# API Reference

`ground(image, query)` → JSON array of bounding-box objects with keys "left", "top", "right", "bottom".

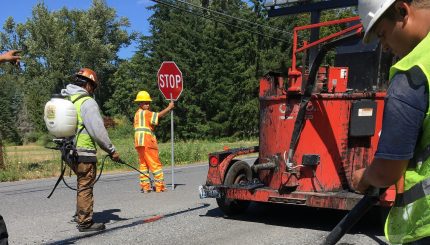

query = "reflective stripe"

[
  {"left": 75, "top": 151, "right": 96, "bottom": 157},
  {"left": 153, "top": 170, "right": 163, "bottom": 176},
  {"left": 135, "top": 128, "right": 154, "bottom": 135},
  {"left": 76, "top": 148, "right": 97, "bottom": 154},
  {"left": 138, "top": 132, "right": 143, "bottom": 145},
  {"left": 151, "top": 112, "right": 158, "bottom": 125},
  {"left": 154, "top": 179, "right": 164, "bottom": 182},
  {"left": 395, "top": 177, "right": 430, "bottom": 207},
  {"left": 140, "top": 179, "right": 150, "bottom": 183},
  {"left": 140, "top": 110, "right": 144, "bottom": 127}
]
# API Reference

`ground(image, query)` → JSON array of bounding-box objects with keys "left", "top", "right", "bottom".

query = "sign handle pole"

[{"left": 170, "top": 93, "right": 175, "bottom": 190}]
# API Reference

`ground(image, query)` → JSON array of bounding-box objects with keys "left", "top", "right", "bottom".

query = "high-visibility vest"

[
  {"left": 70, "top": 94, "right": 97, "bottom": 153},
  {"left": 385, "top": 32, "right": 430, "bottom": 244},
  {"left": 134, "top": 108, "right": 159, "bottom": 149}
]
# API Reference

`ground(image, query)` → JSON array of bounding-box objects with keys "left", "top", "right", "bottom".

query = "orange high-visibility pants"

[{"left": 136, "top": 146, "right": 166, "bottom": 192}]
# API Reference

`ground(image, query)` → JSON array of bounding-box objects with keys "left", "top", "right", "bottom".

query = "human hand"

[
  {"left": 352, "top": 168, "right": 369, "bottom": 194},
  {"left": 168, "top": 101, "right": 175, "bottom": 110},
  {"left": 110, "top": 151, "right": 120, "bottom": 162},
  {"left": 0, "top": 50, "right": 21, "bottom": 65}
]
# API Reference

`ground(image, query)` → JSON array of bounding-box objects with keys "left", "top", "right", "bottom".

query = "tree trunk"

[{"left": 0, "top": 140, "right": 4, "bottom": 170}]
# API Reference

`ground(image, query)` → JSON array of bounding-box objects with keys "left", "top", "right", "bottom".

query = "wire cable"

[
  {"left": 150, "top": 0, "right": 290, "bottom": 43},
  {"left": 175, "top": 0, "right": 294, "bottom": 36}
]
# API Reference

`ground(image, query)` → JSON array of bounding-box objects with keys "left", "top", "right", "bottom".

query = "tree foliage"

[
  {"left": 0, "top": 0, "right": 354, "bottom": 144},
  {"left": 108, "top": 0, "right": 304, "bottom": 140},
  {"left": 0, "top": 0, "right": 134, "bottom": 142}
]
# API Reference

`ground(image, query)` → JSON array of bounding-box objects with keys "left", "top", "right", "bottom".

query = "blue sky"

[{"left": 0, "top": 0, "right": 156, "bottom": 59}]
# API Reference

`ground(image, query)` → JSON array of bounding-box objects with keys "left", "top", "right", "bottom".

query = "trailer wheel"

[{"left": 216, "top": 160, "right": 252, "bottom": 216}]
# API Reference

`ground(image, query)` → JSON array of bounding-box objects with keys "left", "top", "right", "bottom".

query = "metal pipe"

[
  {"left": 252, "top": 161, "right": 277, "bottom": 172},
  {"left": 264, "top": 0, "right": 304, "bottom": 8}
]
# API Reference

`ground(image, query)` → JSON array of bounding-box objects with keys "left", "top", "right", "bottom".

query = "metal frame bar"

[{"left": 290, "top": 16, "right": 362, "bottom": 75}]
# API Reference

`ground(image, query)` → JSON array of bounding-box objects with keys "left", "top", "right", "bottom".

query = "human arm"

[
  {"left": 80, "top": 98, "right": 119, "bottom": 158},
  {"left": 352, "top": 159, "right": 408, "bottom": 193},
  {"left": 0, "top": 50, "right": 20, "bottom": 64},
  {"left": 158, "top": 101, "right": 174, "bottom": 118},
  {"left": 352, "top": 70, "right": 428, "bottom": 193}
]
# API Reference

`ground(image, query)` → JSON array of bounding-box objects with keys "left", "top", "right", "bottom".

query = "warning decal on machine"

[{"left": 358, "top": 108, "right": 373, "bottom": 117}]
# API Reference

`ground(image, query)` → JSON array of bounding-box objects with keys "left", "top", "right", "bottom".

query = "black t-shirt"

[{"left": 375, "top": 66, "right": 429, "bottom": 160}]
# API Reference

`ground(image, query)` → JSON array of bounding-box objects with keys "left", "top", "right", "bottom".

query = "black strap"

[
  {"left": 47, "top": 163, "right": 67, "bottom": 198},
  {"left": 287, "top": 32, "right": 361, "bottom": 169},
  {"left": 394, "top": 177, "right": 430, "bottom": 207},
  {"left": 409, "top": 144, "right": 430, "bottom": 169},
  {"left": 46, "top": 139, "right": 78, "bottom": 198}
]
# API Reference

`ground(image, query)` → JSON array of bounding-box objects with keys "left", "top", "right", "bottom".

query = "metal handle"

[{"left": 321, "top": 187, "right": 383, "bottom": 245}]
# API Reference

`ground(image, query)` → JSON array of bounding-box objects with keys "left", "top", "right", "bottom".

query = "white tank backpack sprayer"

[{"left": 44, "top": 94, "right": 77, "bottom": 138}]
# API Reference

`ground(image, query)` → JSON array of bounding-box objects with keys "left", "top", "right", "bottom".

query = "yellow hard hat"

[{"left": 135, "top": 90, "right": 152, "bottom": 102}]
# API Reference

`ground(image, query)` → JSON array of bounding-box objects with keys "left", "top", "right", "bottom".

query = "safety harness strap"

[
  {"left": 395, "top": 177, "right": 430, "bottom": 207},
  {"left": 394, "top": 144, "right": 430, "bottom": 206},
  {"left": 409, "top": 144, "right": 430, "bottom": 169},
  {"left": 47, "top": 163, "right": 67, "bottom": 199}
]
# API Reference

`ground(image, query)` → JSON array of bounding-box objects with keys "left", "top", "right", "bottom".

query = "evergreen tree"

[{"left": 110, "top": 0, "right": 303, "bottom": 141}]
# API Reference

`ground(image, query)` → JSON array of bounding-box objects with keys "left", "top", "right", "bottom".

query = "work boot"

[
  {"left": 70, "top": 214, "right": 78, "bottom": 223},
  {"left": 155, "top": 187, "right": 167, "bottom": 193},
  {"left": 141, "top": 188, "right": 152, "bottom": 193},
  {"left": 77, "top": 221, "right": 105, "bottom": 232}
]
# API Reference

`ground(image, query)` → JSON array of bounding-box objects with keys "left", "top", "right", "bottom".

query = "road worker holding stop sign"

[{"left": 134, "top": 90, "right": 174, "bottom": 193}]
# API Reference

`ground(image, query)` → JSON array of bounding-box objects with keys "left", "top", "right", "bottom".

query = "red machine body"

[
  {"left": 200, "top": 16, "right": 395, "bottom": 214},
  {"left": 257, "top": 76, "right": 394, "bottom": 209}
]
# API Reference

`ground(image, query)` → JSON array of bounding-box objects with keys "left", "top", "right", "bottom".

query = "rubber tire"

[{"left": 216, "top": 160, "right": 252, "bottom": 216}]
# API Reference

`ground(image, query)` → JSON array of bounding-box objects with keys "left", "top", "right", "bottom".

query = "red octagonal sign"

[{"left": 157, "top": 61, "right": 183, "bottom": 101}]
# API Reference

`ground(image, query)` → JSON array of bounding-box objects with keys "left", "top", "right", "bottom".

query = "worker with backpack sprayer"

[{"left": 59, "top": 68, "right": 120, "bottom": 232}]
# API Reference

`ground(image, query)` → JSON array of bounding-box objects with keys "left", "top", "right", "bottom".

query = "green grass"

[{"left": 1, "top": 130, "right": 257, "bottom": 182}]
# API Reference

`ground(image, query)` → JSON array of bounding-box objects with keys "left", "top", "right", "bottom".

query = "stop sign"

[{"left": 157, "top": 61, "right": 183, "bottom": 101}]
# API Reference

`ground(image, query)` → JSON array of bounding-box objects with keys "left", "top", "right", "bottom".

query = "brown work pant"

[{"left": 71, "top": 162, "right": 96, "bottom": 225}]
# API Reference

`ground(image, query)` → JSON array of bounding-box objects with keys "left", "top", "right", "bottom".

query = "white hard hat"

[{"left": 359, "top": 0, "right": 396, "bottom": 43}]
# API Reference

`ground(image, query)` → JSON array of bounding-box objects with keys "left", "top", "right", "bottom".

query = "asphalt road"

[{"left": 0, "top": 159, "right": 388, "bottom": 245}]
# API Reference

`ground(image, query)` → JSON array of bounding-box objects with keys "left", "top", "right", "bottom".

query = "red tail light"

[{"left": 209, "top": 156, "right": 219, "bottom": 166}]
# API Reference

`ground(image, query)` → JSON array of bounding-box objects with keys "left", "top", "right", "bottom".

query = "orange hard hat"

[{"left": 75, "top": 68, "right": 99, "bottom": 86}]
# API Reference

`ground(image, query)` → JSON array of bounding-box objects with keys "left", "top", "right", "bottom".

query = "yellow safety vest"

[
  {"left": 134, "top": 108, "right": 159, "bottom": 149},
  {"left": 70, "top": 94, "right": 96, "bottom": 153}
]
